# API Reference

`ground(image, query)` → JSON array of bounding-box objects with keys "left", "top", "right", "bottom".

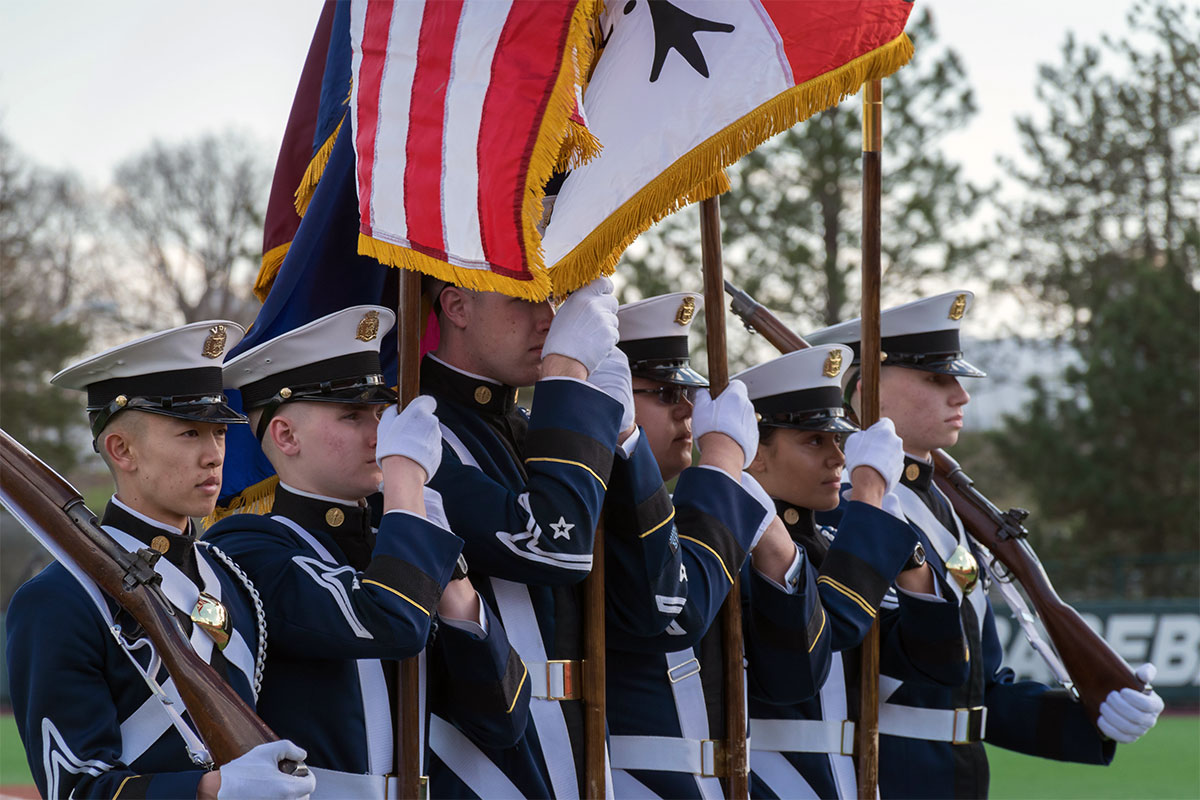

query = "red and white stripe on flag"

[
  {"left": 350, "top": 0, "right": 599, "bottom": 301},
  {"left": 542, "top": 0, "right": 916, "bottom": 293}
]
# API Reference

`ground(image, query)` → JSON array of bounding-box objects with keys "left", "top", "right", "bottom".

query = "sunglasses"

[{"left": 632, "top": 385, "right": 699, "bottom": 406}]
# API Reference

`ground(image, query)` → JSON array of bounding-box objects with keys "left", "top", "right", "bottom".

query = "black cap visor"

[
  {"left": 883, "top": 352, "right": 986, "bottom": 378},
  {"left": 753, "top": 387, "right": 859, "bottom": 433},
  {"left": 760, "top": 407, "right": 858, "bottom": 433},
  {"left": 630, "top": 362, "right": 709, "bottom": 387},
  {"left": 89, "top": 395, "right": 247, "bottom": 440}
]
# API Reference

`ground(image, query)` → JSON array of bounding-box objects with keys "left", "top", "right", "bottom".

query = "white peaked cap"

[
  {"left": 223, "top": 306, "right": 397, "bottom": 408},
  {"left": 52, "top": 320, "right": 247, "bottom": 437},
  {"left": 617, "top": 292, "right": 703, "bottom": 341},
  {"left": 617, "top": 292, "right": 708, "bottom": 387},
  {"left": 805, "top": 290, "right": 985, "bottom": 377},
  {"left": 52, "top": 321, "right": 245, "bottom": 392},
  {"left": 732, "top": 345, "right": 858, "bottom": 432}
]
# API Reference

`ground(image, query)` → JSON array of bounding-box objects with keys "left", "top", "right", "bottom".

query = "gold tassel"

[
  {"left": 294, "top": 116, "right": 345, "bottom": 218},
  {"left": 202, "top": 476, "right": 280, "bottom": 529},
  {"left": 255, "top": 242, "right": 291, "bottom": 302},
  {"left": 549, "top": 32, "right": 914, "bottom": 296}
]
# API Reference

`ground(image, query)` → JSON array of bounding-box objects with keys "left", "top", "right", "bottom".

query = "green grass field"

[
  {"left": 1, "top": 714, "right": 31, "bottom": 786},
  {"left": 987, "top": 714, "right": 1199, "bottom": 799},
  {"left": 2, "top": 713, "right": 1197, "bottom": 795}
]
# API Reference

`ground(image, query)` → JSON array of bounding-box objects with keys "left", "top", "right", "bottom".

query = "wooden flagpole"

[
  {"left": 397, "top": 268, "right": 425, "bottom": 800},
  {"left": 699, "top": 195, "right": 749, "bottom": 798},
  {"left": 855, "top": 78, "right": 884, "bottom": 800},
  {"left": 584, "top": 524, "right": 607, "bottom": 797}
]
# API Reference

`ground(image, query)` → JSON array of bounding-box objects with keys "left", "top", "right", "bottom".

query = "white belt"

[
  {"left": 878, "top": 703, "right": 988, "bottom": 744},
  {"left": 525, "top": 659, "right": 582, "bottom": 701},
  {"left": 750, "top": 704, "right": 988, "bottom": 755},
  {"left": 750, "top": 718, "right": 856, "bottom": 756},
  {"left": 609, "top": 735, "right": 723, "bottom": 778},
  {"left": 309, "top": 766, "right": 402, "bottom": 800}
]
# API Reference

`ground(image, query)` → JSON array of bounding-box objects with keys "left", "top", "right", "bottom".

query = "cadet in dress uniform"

[
  {"left": 423, "top": 277, "right": 681, "bottom": 799},
  {"left": 5, "top": 322, "right": 316, "bottom": 800},
  {"left": 206, "top": 306, "right": 529, "bottom": 799},
  {"left": 734, "top": 345, "right": 966, "bottom": 799},
  {"left": 806, "top": 291, "right": 1165, "bottom": 798},
  {"left": 602, "top": 293, "right": 829, "bottom": 800}
]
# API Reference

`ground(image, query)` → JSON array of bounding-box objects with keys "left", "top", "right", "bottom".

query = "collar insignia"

[
  {"left": 675, "top": 296, "right": 696, "bottom": 326},
  {"left": 202, "top": 325, "right": 228, "bottom": 358},
  {"left": 356, "top": 310, "right": 380, "bottom": 342}
]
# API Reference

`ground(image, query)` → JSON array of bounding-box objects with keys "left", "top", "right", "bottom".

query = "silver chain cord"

[{"left": 199, "top": 542, "right": 267, "bottom": 699}]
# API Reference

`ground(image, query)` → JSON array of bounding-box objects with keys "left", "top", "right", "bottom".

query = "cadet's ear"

[
  {"left": 437, "top": 286, "right": 471, "bottom": 330},
  {"left": 267, "top": 414, "right": 302, "bottom": 458},
  {"left": 100, "top": 430, "right": 138, "bottom": 474},
  {"left": 747, "top": 446, "right": 768, "bottom": 477}
]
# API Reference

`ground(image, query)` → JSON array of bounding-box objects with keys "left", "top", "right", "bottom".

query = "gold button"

[
  {"left": 783, "top": 508, "right": 800, "bottom": 525},
  {"left": 474, "top": 386, "right": 493, "bottom": 405},
  {"left": 280, "top": 387, "right": 293, "bottom": 399},
  {"left": 905, "top": 463, "right": 921, "bottom": 482},
  {"left": 150, "top": 535, "right": 170, "bottom": 554},
  {"left": 115, "top": 395, "right": 128, "bottom": 408},
  {"left": 754, "top": 412, "right": 763, "bottom": 422},
  {"left": 325, "top": 508, "right": 345, "bottom": 527}
]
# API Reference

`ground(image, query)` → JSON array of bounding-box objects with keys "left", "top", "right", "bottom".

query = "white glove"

[
  {"left": 218, "top": 740, "right": 315, "bottom": 800},
  {"left": 843, "top": 418, "right": 905, "bottom": 493},
  {"left": 739, "top": 472, "right": 775, "bottom": 551},
  {"left": 692, "top": 381, "right": 759, "bottom": 470},
  {"left": 542, "top": 277, "right": 619, "bottom": 374},
  {"left": 587, "top": 347, "right": 635, "bottom": 433},
  {"left": 375, "top": 396, "right": 442, "bottom": 482},
  {"left": 1097, "top": 663, "right": 1164, "bottom": 743}
]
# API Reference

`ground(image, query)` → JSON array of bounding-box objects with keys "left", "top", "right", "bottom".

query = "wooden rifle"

[
  {"left": 0, "top": 428, "right": 305, "bottom": 773},
  {"left": 722, "top": 282, "right": 1145, "bottom": 725}
]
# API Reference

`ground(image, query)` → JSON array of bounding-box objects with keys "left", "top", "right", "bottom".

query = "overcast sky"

[{"left": 1, "top": 1, "right": 1138, "bottom": 189}]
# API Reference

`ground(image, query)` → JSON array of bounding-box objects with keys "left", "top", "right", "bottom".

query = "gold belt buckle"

[
  {"left": 545, "top": 659, "right": 581, "bottom": 701},
  {"left": 700, "top": 739, "right": 726, "bottom": 778},
  {"left": 951, "top": 706, "right": 985, "bottom": 744},
  {"left": 840, "top": 720, "right": 856, "bottom": 757}
]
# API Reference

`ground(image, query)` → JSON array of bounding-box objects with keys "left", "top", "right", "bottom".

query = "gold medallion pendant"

[
  {"left": 945, "top": 544, "right": 979, "bottom": 595},
  {"left": 191, "top": 592, "right": 232, "bottom": 650}
]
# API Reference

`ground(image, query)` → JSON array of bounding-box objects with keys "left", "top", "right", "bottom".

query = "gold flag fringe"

[
  {"left": 294, "top": 116, "right": 345, "bottom": 218},
  {"left": 203, "top": 475, "right": 279, "bottom": 529},
  {"left": 256, "top": 242, "right": 291, "bottom": 302},
  {"left": 358, "top": 0, "right": 601, "bottom": 301},
  {"left": 557, "top": 117, "right": 603, "bottom": 173},
  {"left": 358, "top": 234, "right": 554, "bottom": 301},
  {"left": 548, "top": 31, "right": 914, "bottom": 297}
]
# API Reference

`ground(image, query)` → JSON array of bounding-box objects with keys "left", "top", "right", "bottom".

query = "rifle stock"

[
  {"left": 723, "top": 284, "right": 1144, "bottom": 725},
  {"left": 0, "top": 428, "right": 294, "bottom": 768}
]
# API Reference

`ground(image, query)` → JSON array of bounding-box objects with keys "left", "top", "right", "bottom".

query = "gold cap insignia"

[
  {"left": 325, "top": 508, "right": 345, "bottom": 527},
  {"left": 905, "top": 463, "right": 921, "bottom": 482},
  {"left": 674, "top": 296, "right": 696, "bottom": 326},
  {"left": 948, "top": 294, "right": 967, "bottom": 321},
  {"left": 822, "top": 350, "right": 843, "bottom": 378},
  {"left": 202, "top": 325, "right": 228, "bottom": 359},
  {"left": 150, "top": 535, "right": 171, "bottom": 554},
  {"left": 191, "top": 592, "right": 231, "bottom": 650},
  {"left": 474, "top": 386, "right": 493, "bottom": 405},
  {"left": 356, "top": 310, "right": 380, "bottom": 342},
  {"left": 783, "top": 508, "right": 800, "bottom": 525}
]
